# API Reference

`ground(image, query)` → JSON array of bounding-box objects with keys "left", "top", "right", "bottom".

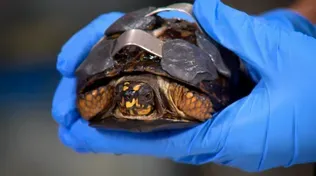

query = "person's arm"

[{"left": 290, "top": 0, "right": 316, "bottom": 24}]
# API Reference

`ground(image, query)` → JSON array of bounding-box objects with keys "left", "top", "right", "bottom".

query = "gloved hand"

[{"left": 52, "top": 0, "right": 316, "bottom": 172}]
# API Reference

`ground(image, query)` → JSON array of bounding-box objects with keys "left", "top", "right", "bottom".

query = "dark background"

[{"left": 1, "top": 0, "right": 314, "bottom": 176}]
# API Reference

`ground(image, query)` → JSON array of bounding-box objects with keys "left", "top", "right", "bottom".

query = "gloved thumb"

[
  {"left": 193, "top": 0, "right": 278, "bottom": 79},
  {"left": 173, "top": 80, "right": 272, "bottom": 172}
]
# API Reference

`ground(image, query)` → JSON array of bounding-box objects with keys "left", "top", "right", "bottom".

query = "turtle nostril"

[{"left": 125, "top": 95, "right": 132, "bottom": 100}]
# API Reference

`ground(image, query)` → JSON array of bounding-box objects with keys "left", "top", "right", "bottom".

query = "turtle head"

[{"left": 117, "top": 81, "right": 155, "bottom": 116}]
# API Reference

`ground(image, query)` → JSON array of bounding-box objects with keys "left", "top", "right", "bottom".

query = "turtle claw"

[
  {"left": 195, "top": 32, "right": 232, "bottom": 78},
  {"left": 161, "top": 39, "right": 218, "bottom": 85},
  {"left": 105, "top": 7, "right": 159, "bottom": 36}
]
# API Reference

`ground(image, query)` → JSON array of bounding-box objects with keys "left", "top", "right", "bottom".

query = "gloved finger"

[
  {"left": 57, "top": 12, "right": 124, "bottom": 77},
  {"left": 193, "top": 0, "right": 279, "bottom": 77},
  {"left": 60, "top": 81, "right": 270, "bottom": 162},
  {"left": 259, "top": 9, "right": 304, "bottom": 30},
  {"left": 61, "top": 117, "right": 222, "bottom": 158},
  {"left": 58, "top": 126, "right": 91, "bottom": 153},
  {"left": 172, "top": 154, "right": 218, "bottom": 165},
  {"left": 260, "top": 9, "right": 316, "bottom": 38},
  {"left": 52, "top": 77, "right": 80, "bottom": 128}
]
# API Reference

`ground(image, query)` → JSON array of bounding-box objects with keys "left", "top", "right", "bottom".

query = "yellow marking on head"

[
  {"left": 124, "top": 82, "right": 130, "bottom": 85},
  {"left": 123, "top": 86, "right": 129, "bottom": 91},
  {"left": 135, "top": 99, "right": 141, "bottom": 107},
  {"left": 126, "top": 98, "right": 136, "bottom": 108},
  {"left": 133, "top": 84, "right": 142, "bottom": 91},
  {"left": 137, "top": 105, "right": 152, "bottom": 115}
]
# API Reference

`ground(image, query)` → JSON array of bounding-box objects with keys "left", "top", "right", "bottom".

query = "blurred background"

[{"left": 1, "top": 0, "right": 315, "bottom": 176}]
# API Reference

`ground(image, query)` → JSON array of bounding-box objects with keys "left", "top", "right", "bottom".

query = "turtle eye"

[
  {"left": 144, "top": 92, "right": 153, "bottom": 101},
  {"left": 145, "top": 93, "right": 151, "bottom": 99}
]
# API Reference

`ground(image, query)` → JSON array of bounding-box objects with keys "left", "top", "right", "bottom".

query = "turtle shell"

[{"left": 75, "top": 7, "right": 254, "bottom": 132}]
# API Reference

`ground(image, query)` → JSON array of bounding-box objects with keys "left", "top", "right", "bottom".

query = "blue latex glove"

[{"left": 52, "top": 0, "right": 316, "bottom": 172}]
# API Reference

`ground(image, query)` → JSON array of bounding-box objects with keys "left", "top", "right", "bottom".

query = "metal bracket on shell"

[
  {"left": 109, "top": 3, "right": 232, "bottom": 78},
  {"left": 110, "top": 3, "right": 201, "bottom": 58},
  {"left": 111, "top": 29, "right": 164, "bottom": 58},
  {"left": 145, "top": 3, "right": 204, "bottom": 32}
]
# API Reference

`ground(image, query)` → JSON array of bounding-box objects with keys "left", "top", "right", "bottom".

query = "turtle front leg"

[
  {"left": 77, "top": 85, "right": 115, "bottom": 120},
  {"left": 168, "top": 82, "right": 214, "bottom": 121}
]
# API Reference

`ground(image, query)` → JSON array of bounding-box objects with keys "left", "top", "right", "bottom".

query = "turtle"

[{"left": 75, "top": 4, "right": 254, "bottom": 132}]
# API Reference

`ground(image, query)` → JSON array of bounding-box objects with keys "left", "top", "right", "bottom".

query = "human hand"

[
  {"left": 52, "top": 0, "right": 316, "bottom": 172},
  {"left": 191, "top": 0, "right": 316, "bottom": 171}
]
